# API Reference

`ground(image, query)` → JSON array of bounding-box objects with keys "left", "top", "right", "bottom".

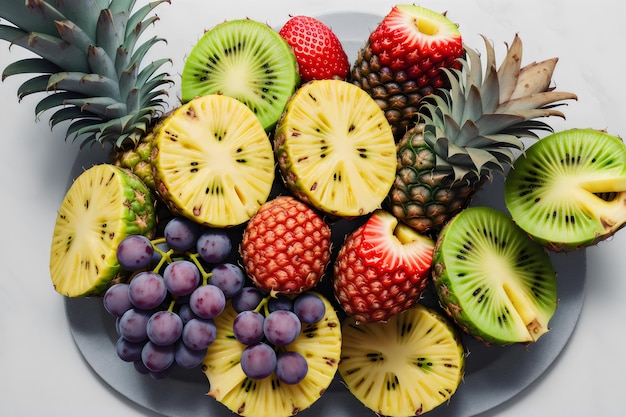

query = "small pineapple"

[
  {"left": 350, "top": 5, "right": 463, "bottom": 139},
  {"left": 240, "top": 196, "right": 332, "bottom": 294},
  {"left": 0, "top": 0, "right": 171, "bottom": 149},
  {"left": 387, "top": 34, "right": 578, "bottom": 235}
]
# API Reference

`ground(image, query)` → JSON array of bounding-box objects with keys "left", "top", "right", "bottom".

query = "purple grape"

[
  {"left": 133, "top": 360, "right": 150, "bottom": 374},
  {"left": 189, "top": 284, "right": 226, "bottom": 319},
  {"left": 293, "top": 293, "right": 326, "bottom": 324},
  {"left": 118, "top": 308, "right": 150, "bottom": 342},
  {"left": 116, "top": 235, "right": 154, "bottom": 271},
  {"left": 103, "top": 283, "right": 132, "bottom": 317},
  {"left": 263, "top": 310, "right": 301, "bottom": 346},
  {"left": 149, "top": 364, "right": 175, "bottom": 380},
  {"left": 210, "top": 263, "right": 245, "bottom": 298},
  {"left": 164, "top": 217, "right": 200, "bottom": 252},
  {"left": 182, "top": 317, "right": 217, "bottom": 350},
  {"left": 268, "top": 294, "right": 293, "bottom": 313},
  {"left": 231, "top": 287, "right": 264, "bottom": 313},
  {"left": 128, "top": 271, "right": 167, "bottom": 310},
  {"left": 240, "top": 343, "right": 276, "bottom": 380},
  {"left": 175, "top": 340, "right": 206, "bottom": 369},
  {"left": 233, "top": 311, "right": 265, "bottom": 345},
  {"left": 163, "top": 260, "right": 201, "bottom": 296},
  {"left": 141, "top": 341, "right": 175, "bottom": 372},
  {"left": 196, "top": 230, "right": 232, "bottom": 263},
  {"left": 116, "top": 337, "right": 144, "bottom": 362},
  {"left": 178, "top": 303, "right": 196, "bottom": 324},
  {"left": 147, "top": 311, "right": 183, "bottom": 346},
  {"left": 275, "top": 351, "right": 308, "bottom": 384}
]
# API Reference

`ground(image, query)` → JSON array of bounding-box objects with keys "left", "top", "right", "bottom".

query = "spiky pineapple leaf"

[{"left": 2, "top": 58, "right": 60, "bottom": 79}]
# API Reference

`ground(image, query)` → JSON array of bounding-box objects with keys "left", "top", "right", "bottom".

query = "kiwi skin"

[
  {"left": 432, "top": 206, "right": 557, "bottom": 346},
  {"left": 181, "top": 19, "right": 299, "bottom": 131},
  {"left": 504, "top": 128, "right": 626, "bottom": 252}
]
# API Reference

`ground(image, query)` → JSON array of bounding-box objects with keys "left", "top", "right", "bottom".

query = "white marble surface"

[{"left": 1, "top": 1, "right": 625, "bottom": 416}]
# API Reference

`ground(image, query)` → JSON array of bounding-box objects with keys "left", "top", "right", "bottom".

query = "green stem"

[{"left": 187, "top": 252, "right": 212, "bottom": 285}]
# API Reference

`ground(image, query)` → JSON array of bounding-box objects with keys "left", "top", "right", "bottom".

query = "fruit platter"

[{"left": 2, "top": 1, "right": 625, "bottom": 417}]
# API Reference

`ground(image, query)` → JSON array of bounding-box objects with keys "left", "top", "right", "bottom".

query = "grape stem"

[{"left": 187, "top": 252, "right": 213, "bottom": 285}]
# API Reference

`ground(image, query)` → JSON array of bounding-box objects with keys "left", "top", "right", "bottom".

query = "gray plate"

[{"left": 65, "top": 12, "right": 586, "bottom": 417}]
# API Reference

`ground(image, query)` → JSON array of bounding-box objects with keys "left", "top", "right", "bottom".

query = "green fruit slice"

[
  {"left": 274, "top": 79, "right": 397, "bottom": 218},
  {"left": 432, "top": 206, "right": 557, "bottom": 345},
  {"left": 504, "top": 128, "right": 626, "bottom": 251},
  {"left": 152, "top": 94, "right": 275, "bottom": 228},
  {"left": 339, "top": 304, "right": 465, "bottom": 417},
  {"left": 203, "top": 293, "right": 341, "bottom": 417},
  {"left": 49, "top": 164, "right": 156, "bottom": 297},
  {"left": 181, "top": 19, "right": 299, "bottom": 131}
]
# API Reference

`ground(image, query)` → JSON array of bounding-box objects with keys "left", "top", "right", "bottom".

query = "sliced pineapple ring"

[
  {"left": 203, "top": 293, "right": 341, "bottom": 417},
  {"left": 339, "top": 304, "right": 465, "bottom": 417},
  {"left": 152, "top": 94, "right": 275, "bottom": 228},
  {"left": 49, "top": 164, "right": 156, "bottom": 297},
  {"left": 274, "top": 79, "right": 397, "bottom": 217}
]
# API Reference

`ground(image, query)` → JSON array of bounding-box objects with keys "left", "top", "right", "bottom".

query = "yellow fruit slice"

[
  {"left": 152, "top": 94, "right": 275, "bottom": 228},
  {"left": 203, "top": 293, "right": 341, "bottom": 417},
  {"left": 339, "top": 304, "right": 465, "bottom": 416},
  {"left": 274, "top": 79, "right": 396, "bottom": 218},
  {"left": 49, "top": 164, "right": 156, "bottom": 297}
]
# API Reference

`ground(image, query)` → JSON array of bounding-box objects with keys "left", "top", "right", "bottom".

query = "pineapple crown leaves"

[
  {"left": 0, "top": 0, "right": 173, "bottom": 149},
  {"left": 418, "top": 33, "right": 578, "bottom": 181}
]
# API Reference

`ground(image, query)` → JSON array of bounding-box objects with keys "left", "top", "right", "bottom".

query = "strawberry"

[
  {"left": 240, "top": 196, "right": 332, "bottom": 295},
  {"left": 367, "top": 5, "right": 463, "bottom": 84},
  {"left": 279, "top": 15, "right": 350, "bottom": 82},
  {"left": 333, "top": 209, "right": 434, "bottom": 323}
]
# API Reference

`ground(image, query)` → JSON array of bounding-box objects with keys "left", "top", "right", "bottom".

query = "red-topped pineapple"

[
  {"left": 240, "top": 196, "right": 332, "bottom": 294},
  {"left": 333, "top": 209, "right": 435, "bottom": 322},
  {"left": 350, "top": 4, "right": 463, "bottom": 139}
]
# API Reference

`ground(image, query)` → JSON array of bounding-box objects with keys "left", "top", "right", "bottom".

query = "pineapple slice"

[
  {"left": 49, "top": 164, "right": 156, "bottom": 297},
  {"left": 151, "top": 95, "right": 275, "bottom": 228},
  {"left": 339, "top": 304, "right": 465, "bottom": 416},
  {"left": 274, "top": 79, "right": 397, "bottom": 218},
  {"left": 203, "top": 293, "right": 341, "bottom": 417}
]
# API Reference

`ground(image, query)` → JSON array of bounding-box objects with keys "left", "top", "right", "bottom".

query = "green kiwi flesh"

[
  {"left": 432, "top": 206, "right": 557, "bottom": 345},
  {"left": 181, "top": 19, "right": 299, "bottom": 131},
  {"left": 504, "top": 128, "right": 626, "bottom": 252}
]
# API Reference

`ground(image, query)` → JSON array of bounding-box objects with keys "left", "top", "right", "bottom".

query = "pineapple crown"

[
  {"left": 0, "top": 0, "right": 172, "bottom": 149},
  {"left": 418, "top": 34, "right": 578, "bottom": 181}
]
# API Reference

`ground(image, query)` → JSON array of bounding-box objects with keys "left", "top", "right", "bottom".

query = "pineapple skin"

[
  {"left": 387, "top": 125, "right": 484, "bottom": 236},
  {"left": 350, "top": 45, "right": 439, "bottom": 140}
]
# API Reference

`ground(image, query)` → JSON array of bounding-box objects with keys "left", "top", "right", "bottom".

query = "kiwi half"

[
  {"left": 181, "top": 19, "right": 299, "bottom": 131},
  {"left": 504, "top": 128, "right": 626, "bottom": 252},
  {"left": 432, "top": 206, "right": 557, "bottom": 345}
]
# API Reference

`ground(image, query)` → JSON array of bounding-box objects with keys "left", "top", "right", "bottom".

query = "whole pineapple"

[
  {"left": 387, "top": 34, "right": 578, "bottom": 235},
  {"left": 0, "top": 0, "right": 171, "bottom": 149}
]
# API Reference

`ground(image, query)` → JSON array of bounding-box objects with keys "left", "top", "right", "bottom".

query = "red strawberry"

[
  {"left": 333, "top": 209, "right": 434, "bottom": 323},
  {"left": 279, "top": 15, "right": 350, "bottom": 82}
]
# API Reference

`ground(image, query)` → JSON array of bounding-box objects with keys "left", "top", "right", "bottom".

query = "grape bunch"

[
  {"left": 103, "top": 217, "right": 245, "bottom": 379},
  {"left": 231, "top": 289, "right": 327, "bottom": 384}
]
